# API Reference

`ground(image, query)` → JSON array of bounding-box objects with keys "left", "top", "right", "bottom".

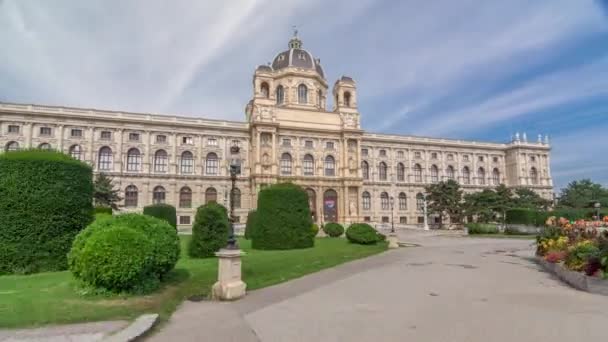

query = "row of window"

[
  {"left": 104, "top": 147, "right": 222, "bottom": 174},
  {"left": 280, "top": 153, "right": 335, "bottom": 176},
  {"left": 361, "top": 162, "right": 508, "bottom": 185},
  {"left": 261, "top": 83, "right": 352, "bottom": 108},
  {"left": 361, "top": 192, "right": 427, "bottom": 211},
  {"left": 124, "top": 185, "right": 241, "bottom": 208},
  {"left": 361, "top": 149, "right": 501, "bottom": 163}
]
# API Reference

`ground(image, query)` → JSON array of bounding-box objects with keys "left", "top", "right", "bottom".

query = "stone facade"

[{"left": 0, "top": 34, "right": 553, "bottom": 231}]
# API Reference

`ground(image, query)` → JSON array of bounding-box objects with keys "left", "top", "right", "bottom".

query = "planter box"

[{"left": 537, "top": 257, "right": 608, "bottom": 295}]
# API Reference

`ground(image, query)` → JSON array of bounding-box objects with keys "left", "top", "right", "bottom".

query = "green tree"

[
  {"left": 93, "top": 173, "right": 122, "bottom": 210},
  {"left": 463, "top": 189, "right": 498, "bottom": 223},
  {"left": 558, "top": 179, "right": 608, "bottom": 208},
  {"left": 424, "top": 179, "right": 463, "bottom": 229},
  {"left": 494, "top": 184, "right": 514, "bottom": 226},
  {"left": 512, "top": 188, "right": 550, "bottom": 210}
]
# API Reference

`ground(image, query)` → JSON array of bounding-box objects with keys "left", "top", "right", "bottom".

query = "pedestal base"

[
  {"left": 212, "top": 248, "right": 247, "bottom": 301},
  {"left": 387, "top": 233, "right": 399, "bottom": 249}
]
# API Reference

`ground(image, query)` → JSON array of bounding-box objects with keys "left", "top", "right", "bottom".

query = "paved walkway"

[
  {"left": 148, "top": 231, "right": 608, "bottom": 341},
  {"left": 0, "top": 321, "right": 128, "bottom": 342}
]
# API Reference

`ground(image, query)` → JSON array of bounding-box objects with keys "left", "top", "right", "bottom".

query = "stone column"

[
  {"left": 116, "top": 129, "right": 124, "bottom": 173},
  {"left": 57, "top": 125, "right": 65, "bottom": 152},
  {"left": 212, "top": 249, "right": 246, "bottom": 300}
]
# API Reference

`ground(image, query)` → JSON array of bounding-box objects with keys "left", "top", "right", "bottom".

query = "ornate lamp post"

[
  {"left": 226, "top": 145, "right": 241, "bottom": 249},
  {"left": 387, "top": 196, "right": 399, "bottom": 248},
  {"left": 594, "top": 202, "right": 601, "bottom": 221},
  {"left": 389, "top": 196, "right": 395, "bottom": 234}
]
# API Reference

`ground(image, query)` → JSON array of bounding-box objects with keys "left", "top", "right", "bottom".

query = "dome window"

[
  {"left": 276, "top": 85, "right": 285, "bottom": 105},
  {"left": 298, "top": 53, "right": 306, "bottom": 60},
  {"left": 298, "top": 84, "right": 308, "bottom": 104},
  {"left": 344, "top": 92, "right": 351, "bottom": 107}
]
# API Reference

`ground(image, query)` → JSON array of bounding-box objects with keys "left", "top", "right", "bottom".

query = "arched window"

[
  {"left": 477, "top": 167, "right": 486, "bottom": 185},
  {"left": 446, "top": 166, "right": 455, "bottom": 181},
  {"left": 206, "top": 152, "right": 218, "bottom": 175},
  {"left": 381, "top": 192, "right": 389, "bottom": 210},
  {"left": 530, "top": 167, "right": 539, "bottom": 185},
  {"left": 5, "top": 141, "right": 19, "bottom": 152},
  {"left": 154, "top": 150, "right": 168, "bottom": 173},
  {"left": 361, "top": 161, "right": 369, "bottom": 180},
  {"left": 276, "top": 85, "right": 284, "bottom": 104},
  {"left": 414, "top": 164, "right": 422, "bottom": 183},
  {"left": 280, "top": 153, "right": 292, "bottom": 175},
  {"left": 125, "top": 185, "right": 138, "bottom": 207},
  {"left": 153, "top": 186, "right": 166, "bottom": 204},
  {"left": 324, "top": 155, "right": 335, "bottom": 176},
  {"left": 303, "top": 154, "right": 314, "bottom": 176},
  {"left": 399, "top": 192, "right": 407, "bottom": 210},
  {"left": 260, "top": 82, "right": 269, "bottom": 98},
  {"left": 379, "top": 162, "right": 388, "bottom": 181},
  {"left": 181, "top": 151, "right": 194, "bottom": 174},
  {"left": 98, "top": 146, "right": 113, "bottom": 171},
  {"left": 298, "top": 84, "right": 308, "bottom": 104},
  {"left": 344, "top": 91, "right": 351, "bottom": 107},
  {"left": 126, "top": 148, "right": 141, "bottom": 172},
  {"left": 462, "top": 167, "right": 471, "bottom": 184},
  {"left": 232, "top": 188, "right": 241, "bottom": 209},
  {"left": 317, "top": 89, "right": 323, "bottom": 107},
  {"left": 416, "top": 193, "right": 425, "bottom": 211},
  {"left": 205, "top": 187, "right": 217, "bottom": 203},
  {"left": 492, "top": 168, "right": 500, "bottom": 185},
  {"left": 179, "top": 186, "right": 192, "bottom": 208},
  {"left": 38, "top": 143, "right": 51, "bottom": 150},
  {"left": 397, "top": 163, "right": 405, "bottom": 181},
  {"left": 69, "top": 145, "right": 82, "bottom": 160},
  {"left": 362, "top": 191, "right": 371, "bottom": 210},
  {"left": 430, "top": 165, "right": 439, "bottom": 183}
]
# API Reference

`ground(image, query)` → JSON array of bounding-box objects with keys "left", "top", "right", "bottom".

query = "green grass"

[
  {"left": 0, "top": 236, "right": 386, "bottom": 328},
  {"left": 467, "top": 233, "right": 536, "bottom": 239}
]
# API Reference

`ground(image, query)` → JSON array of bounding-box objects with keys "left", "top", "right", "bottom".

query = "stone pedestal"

[
  {"left": 212, "top": 249, "right": 247, "bottom": 301},
  {"left": 388, "top": 233, "right": 399, "bottom": 249}
]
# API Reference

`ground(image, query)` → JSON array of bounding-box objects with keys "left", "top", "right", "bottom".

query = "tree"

[
  {"left": 463, "top": 189, "right": 498, "bottom": 223},
  {"left": 93, "top": 173, "right": 122, "bottom": 210},
  {"left": 424, "top": 179, "right": 463, "bottom": 229},
  {"left": 559, "top": 179, "right": 608, "bottom": 208},
  {"left": 494, "top": 184, "right": 514, "bottom": 226},
  {"left": 512, "top": 188, "right": 550, "bottom": 210}
]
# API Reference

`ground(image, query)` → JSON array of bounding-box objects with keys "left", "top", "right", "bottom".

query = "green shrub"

[
  {"left": 311, "top": 224, "right": 319, "bottom": 237},
  {"left": 244, "top": 210, "right": 257, "bottom": 240},
  {"left": 466, "top": 223, "right": 499, "bottom": 234},
  {"left": 143, "top": 204, "right": 177, "bottom": 229},
  {"left": 251, "top": 183, "right": 314, "bottom": 250},
  {"left": 94, "top": 206, "right": 112, "bottom": 215},
  {"left": 346, "top": 223, "right": 381, "bottom": 245},
  {"left": 506, "top": 208, "right": 547, "bottom": 226},
  {"left": 323, "top": 223, "right": 344, "bottom": 237},
  {"left": 75, "top": 225, "right": 157, "bottom": 292},
  {"left": 565, "top": 241, "right": 600, "bottom": 272},
  {"left": 0, "top": 150, "right": 93, "bottom": 274},
  {"left": 189, "top": 202, "right": 230, "bottom": 258},
  {"left": 69, "top": 214, "right": 180, "bottom": 280}
]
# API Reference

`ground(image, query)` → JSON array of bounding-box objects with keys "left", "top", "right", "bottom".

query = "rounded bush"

[
  {"left": 323, "top": 223, "right": 344, "bottom": 237},
  {"left": 76, "top": 225, "right": 157, "bottom": 292},
  {"left": 311, "top": 224, "right": 319, "bottom": 237},
  {"left": 0, "top": 150, "right": 93, "bottom": 274},
  {"left": 189, "top": 202, "right": 230, "bottom": 258},
  {"left": 251, "top": 183, "right": 313, "bottom": 250},
  {"left": 69, "top": 214, "right": 180, "bottom": 280},
  {"left": 244, "top": 210, "right": 257, "bottom": 240},
  {"left": 143, "top": 204, "right": 177, "bottom": 229},
  {"left": 346, "top": 223, "right": 381, "bottom": 245}
]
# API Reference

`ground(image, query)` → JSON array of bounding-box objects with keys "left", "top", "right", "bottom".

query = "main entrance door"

[{"left": 323, "top": 189, "right": 338, "bottom": 222}]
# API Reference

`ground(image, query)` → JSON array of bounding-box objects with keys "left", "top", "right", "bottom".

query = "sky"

[{"left": 1, "top": 0, "right": 607, "bottom": 192}]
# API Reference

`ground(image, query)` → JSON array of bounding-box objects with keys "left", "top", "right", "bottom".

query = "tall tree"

[
  {"left": 93, "top": 173, "right": 122, "bottom": 210},
  {"left": 559, "top": 179, "right": 608, "bottom": 208},
  {"left": 424, "top": 179, "right": 463, "bottom": 229},
  {"left": 512, "top": 188, "right": 550, "bottom": 210},
  {"left": 494, "top": 184, "right": 514, "bottom": 226},
  {"left": 463, "top": 189, "right": 498, "bottom": 223}
]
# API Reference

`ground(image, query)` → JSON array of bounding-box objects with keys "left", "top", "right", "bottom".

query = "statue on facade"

[{"left": 349, "top": 200, "right": 357, "bottom": 216}]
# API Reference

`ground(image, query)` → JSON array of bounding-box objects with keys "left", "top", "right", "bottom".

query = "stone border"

[
  {"left": 536, "top": 258, "right": 608, "bottom": 295},
  {"left": 104, "top": 313, "right": 159, "bottom": 342}
]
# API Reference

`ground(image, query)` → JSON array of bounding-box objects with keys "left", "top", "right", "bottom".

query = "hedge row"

[
  {"left": 0, "top": 150, "right": 93, "bottom": 274},
  {"left": 143, "top": 204, "right": 177, "bottom": 229},
  {"left": 466, "top": 223, "right": 499, "bottom": 234},
  {"left": 505, "top": 209, "right": 547, "bottom": 226}
]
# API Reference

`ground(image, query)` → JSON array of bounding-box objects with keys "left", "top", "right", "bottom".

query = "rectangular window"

[
  {"left": 231, "top": 139, "right": 240, "bottom": 147},
  {"left": 128, "top": 132, "right": 139, "bottom": 141},
  {"left": 183, "top": 136, "right": 193, "bottom": 145},
  {"left": 8, "top": 125, "right": 20, "bottom": 133},
  {"left": 400, "top": 217, "right": 407, "bottom": 224},
  {"left": 478, "top": 156, "right": 484, "bottom": 162},
  {"left": 530, "top": 156, "right": 536, "bottom": 162},
  {"left": 463, "top": 155, "right": 469, "bottom": 162},
  {"left": 364, "top": 216, "right": 371, "bottom": 222},
  {"left": 282, "top": 138, "right": 291, "bottom": 147},
  {"left": 379, "top": 149, "right": 387, "bottom": 157},
  {"left": 305, "top": 140, "right": 313, "bottom": 148},
  {"left": 362, "top": 195, "right": 371, "bottom": 210},
  {"left": 156, "top": 135, "right": 167, "bottom": 143},
  {"left": 447, "top": 154, "right": 454, "bottom": 161},
  {"left": 326, "top": 141, "right": 334, "bottom": 149},
  {"left": 414, "top": 151, "right": 421, "bottom": 159},
  {"left": 40, "top": 127, "right": 52, "bottom": 136},
  {"left": 100, "top": 131, "right": 112, "bottom": 140},
  {"left": 417, "top": 216, "right": 424, "bottom": 224},
  {"left": 207, "top": 138, "right": 218, "bottom": 146},
  {"left": 361, "top": 148, "right": 368, "bottom": 156},
  {"left": 303, "top": 157, "right": 314, "bottom": 176},
  {"left": 179, "top": 216, "right": 191, "bottom": 225},
  {"left": 71, "top": 129, "right": 83, "bottom": 137},
  {"left": 397, "top": 151, "right": 404, "bottom": 159},
  {"left": 431, "top": 152, "right": 437, "bottom": 159},
  {"left": 493, "top": 156, "right": 499, "bottom": 163},
  {"left": 382, "top": 216, "right": 389, "bottom": 223}
]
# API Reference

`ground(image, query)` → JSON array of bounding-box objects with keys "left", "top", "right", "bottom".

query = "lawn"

[{"left": 0, "top": 236, "right": 387, "bottom": 328}]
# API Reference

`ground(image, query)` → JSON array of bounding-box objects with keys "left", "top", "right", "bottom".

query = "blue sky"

[{"left": 1, "top": 0, "right": 607, "bottom": 191}]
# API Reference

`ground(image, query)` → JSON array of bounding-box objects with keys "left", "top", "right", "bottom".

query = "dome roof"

[{"left": 270, "top": 34, "right": 325, "bottom": 78}]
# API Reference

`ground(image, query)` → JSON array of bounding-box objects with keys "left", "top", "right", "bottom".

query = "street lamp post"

[
  {"left": 227, "top": 146, "right": 241, "bottom": 249},
  {"left": 594, "top": 202, "right": 601, "bottom": 221},
  {"left": 390, "top": 196, "right": 395, "bottom": 234},
  {"left": 423, "top": 194, "right": 430, "bottom": 231},
  {"left": 387, "top": 196, "right": 399, "bottom": 249}
]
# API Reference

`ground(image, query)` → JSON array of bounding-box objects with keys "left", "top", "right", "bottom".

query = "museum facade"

[{"left": 0, "top": 34, "right": 553, "bottom": 231}]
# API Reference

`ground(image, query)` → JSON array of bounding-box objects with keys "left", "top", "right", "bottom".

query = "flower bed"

[{"left": 535, "top": 216, "right": 608, "bottom": 294}]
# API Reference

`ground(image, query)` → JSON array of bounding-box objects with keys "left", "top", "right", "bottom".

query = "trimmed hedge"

[
  {"left": 143, "top": 204, "right": 177, "bottom": 229},
  {"left": 466, "top": 223, "right": 499, "bottom": 234},
  {"left": 311, "top": 224, "right": 320, "bottom": 237},
  {"left": 188, "top": 202, "right": 230, "bottom": 258},
  {"left": 323, "top": 223, "right": 344, "bottom": 237},
  {"left": 251, "top": 183, "right": 314, "bottom": 250},
  {"left": 244, "top": 210, "right": 257, "bottom": 240},
  {"left": 548, "top": 208, "right": 608, "bottom": 221},
  {"left": 74, "top": 225, "right": 157, "bottom": 292},
  {"left": 0, "top": 150, "right": 93, "bottom": 274},
  {"left": 69, "top": 214, "right": 180, "bottom": 282},
  {"left": 506, "top": 208, "right": 547, "bottom": 226},
  {"left": 346, "top": 223, "right": 382, "bottom": 245},
  {"left": 94, "top": 206, "right": 112, "bottom": 215}
]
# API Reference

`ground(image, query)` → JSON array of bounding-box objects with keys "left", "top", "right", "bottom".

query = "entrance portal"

[{"left": 323, "top": 189, "right": 338, "bottom": 222}]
